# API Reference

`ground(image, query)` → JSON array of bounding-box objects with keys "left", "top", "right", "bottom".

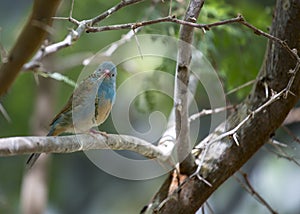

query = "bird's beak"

[{"left": 104, "top": 69, "right": 110, "bottom": 77}]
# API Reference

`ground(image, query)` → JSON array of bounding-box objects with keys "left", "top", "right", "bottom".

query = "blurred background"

[{"left": 1, "top": 0, "right": 300, "bottom": 213}]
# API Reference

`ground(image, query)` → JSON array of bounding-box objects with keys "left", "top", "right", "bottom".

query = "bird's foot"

[{"left": 89, "top": 129, "right": 109, "bottom": 138}]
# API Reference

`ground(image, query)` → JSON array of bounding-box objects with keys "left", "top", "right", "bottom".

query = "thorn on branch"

[
  {"left": 268, "top": 139, "right": 287, "bottom": 148},
  {"left": 233, "top": 133, "right": 240, "bottom": 146},
  {"left": 187, "top": 16, "right": 197, "bottom": 23},
  {"left": 237, "top": 13, "right": 245, "bottom": 21}
]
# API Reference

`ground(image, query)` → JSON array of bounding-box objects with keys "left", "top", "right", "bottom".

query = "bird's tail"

[
  {"left": 25, "top": 153, "right": 41, "bottom": 170},
  {"left": 25, "top": 130, "right": 54, "bottom": 170}
]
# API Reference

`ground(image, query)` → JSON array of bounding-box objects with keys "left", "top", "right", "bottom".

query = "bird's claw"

[{"left": 89, "top": 129, "right": 109, "bottom": 138}]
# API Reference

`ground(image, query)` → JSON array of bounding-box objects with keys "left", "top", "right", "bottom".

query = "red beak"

[{"left": 104, "top": 69, "right": 110, "bottom": 77}]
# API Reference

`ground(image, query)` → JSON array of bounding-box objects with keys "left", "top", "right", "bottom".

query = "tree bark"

[
  {"left": 175, "top": 0, "right": 204, "bottom": 174},
  {"left": 150, "top": 0, "right": 300, "bottom": 213},
  {"left": 0, "top": 0, "right": 61, "bottom": 96}
]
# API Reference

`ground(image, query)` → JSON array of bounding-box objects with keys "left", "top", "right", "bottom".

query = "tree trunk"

[{"left": 149, "top": 0, "right": 300, "bottom": 213}]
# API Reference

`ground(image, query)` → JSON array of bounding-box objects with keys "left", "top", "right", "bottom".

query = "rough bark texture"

[
  {"left": 151, "top": 0, "right": 300, "bottom": 213},
  {"left": 176, "top": 0, "right": 205, "bottom": 175}
]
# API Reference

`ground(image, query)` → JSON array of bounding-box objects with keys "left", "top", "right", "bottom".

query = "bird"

[{"left": 26, "top": 61, "right": 117, "bottom": 169}]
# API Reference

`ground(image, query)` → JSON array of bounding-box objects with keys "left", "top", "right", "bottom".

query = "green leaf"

[{"left": 37, "top": 71, "right": 76, "bottom": 87}]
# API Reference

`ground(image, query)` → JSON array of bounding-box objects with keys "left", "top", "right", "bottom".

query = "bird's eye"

[{"left": 111, "top": 73, "right": 115, "bottom": 77}]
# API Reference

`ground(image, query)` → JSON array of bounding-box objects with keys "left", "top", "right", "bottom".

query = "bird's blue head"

[
  {"left": 96, "top": 61, "right": 117, "bottom": 84},
  {"left": 96, "top": 61, "right": 117, "bottom": 102}
]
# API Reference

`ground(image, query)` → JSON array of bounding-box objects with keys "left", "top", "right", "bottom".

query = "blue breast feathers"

[{"left": 98, "top": 79, "right": 116, "bottom": 103}]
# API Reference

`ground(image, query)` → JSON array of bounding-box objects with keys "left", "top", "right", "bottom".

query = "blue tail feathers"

[{"left": 25, "top": 130, "right": 53, "bottom": 170}]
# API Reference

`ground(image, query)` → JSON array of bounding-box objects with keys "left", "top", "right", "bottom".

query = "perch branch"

[{"left": 0, "top": 134, "right": 170, "bottom": 161}]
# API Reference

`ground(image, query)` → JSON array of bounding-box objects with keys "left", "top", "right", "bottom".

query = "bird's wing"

[
  {"left": 49, "top": 73, "right": 105, "bottom": 126},
  {"left": 49, "top": 93, "right": 73, "bottom": 126}
]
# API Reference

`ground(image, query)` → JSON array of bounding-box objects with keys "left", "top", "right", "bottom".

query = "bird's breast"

[{"left": 94, "top": 98, "right": 113, "bottom": 126}]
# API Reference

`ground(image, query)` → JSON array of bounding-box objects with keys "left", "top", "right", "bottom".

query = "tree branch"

[
  {"left": 87, "top": 0, "right": 145, "bottom": 25},
  {"left": 151, "top": 0, "right": 300, "bottom": 213},
  {"left": 22, "top": 9, "right": 245, "bottom": 72},
  {"left": 0, "top": 134, "right": 171, "bottom": 161},
  {"left": 234, "top": 171, "right": 278, "bottom": 214},
  {"left": 175, "top": 0, "right": 204, "bottom": 174},
  {"left": 23, "top": 0, "right": 145, "bottom": 71},
  {"left": 2, "top": 1, "right": 299, "bottom": 213},
  {"left": 0, "top": 0, "right": 61, "bottom": 96}
]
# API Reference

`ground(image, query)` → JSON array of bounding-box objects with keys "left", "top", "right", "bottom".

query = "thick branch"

[
  {"left": 0, "top": 0, "right": 61, "bottom": 96},
  {"left": 156, "top": 0, "right": 300, "bottom": 213},
  {"left": 175, "top": 0, "right": 204, "bottom": 174}
]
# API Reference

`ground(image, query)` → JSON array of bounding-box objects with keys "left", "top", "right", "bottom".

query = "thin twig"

[
  {"left": 195, "top": 90, "right": 285, "bottom": 148},
  {"left": 189, "top": 105, "right": 235, "bottom": 122},
  {"left": 23, "top": 24, "right": 86, "bottom": 70},
  {"left": 132, "top": 28, "right": 143, "bottom": 59},
  {"left": 88, "top": 0, "right": 145, "bottom": 26},
  {"left": 82, "top": 28, "right": 141, "bottom": 65},
  {"left": 22, "top": 0, "right": 145, "bottom": 71},
  {"left": 238, "top": 18, "right": 300, "bottom": 99},
  {"left": 281, "top": 126, "right": 300, "bottom": 144},
  {"left": 235, "top": 171, "right": 278, "bottom": 214},
  {"left": 85, "top": 15, "right": 244, "bottom": 32},
  {"left": 226, "top": 79, "right": 256, "bottom": 95},
  {"left": 239, "top": 19, "right": 299, "bottom": 61},
  {"left": 267, "top": 140, "right": 300, "bottom": 167},
  {"left": 69, "top": 0, "right": 75, "bottom": 18},
  {"left": 268, "top": 139, "right": 287, "bottom": 148},
  {"left": 190, "top": 89, "right": 287, "bottom": 184},
  {"left": 24, "top": 10, "right": 300, "bottom": 76},
  {"left": 204, "top": 201, "right": 214, "bottom": 214},
  {"left": 190, "top": 142, "right": 210, "bottom": 182},
  {"left": 168, "top": 0, "right": 173, "bottom": 16},
  {"left": 284, "top": 56, "right": 300, "bottom": 98},
  {"left": 0, "top": 28, "right": 8, "bottom": 63},
  {"left": 0, "top": 103, "right": 11, "bottom": 123}
]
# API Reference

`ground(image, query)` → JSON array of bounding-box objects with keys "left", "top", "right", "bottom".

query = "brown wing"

[
  {"left": 49, "top": 72, "right": 105, "bottom": 126},
  {"left": 49, "top": 94, "right": 73, "bottom": 126}
]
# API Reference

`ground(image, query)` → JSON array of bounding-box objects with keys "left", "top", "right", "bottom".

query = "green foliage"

[
  {"left": 134, "top": 72, "right": 173, "bottom": 116},
  {"left": 0, "top": 73, "right": 35, "bottom": 136},
  {"left": 197, "top": 0, "right": 272, "bottom": 99},
  {"left": 139, "top": 0, "right": 272, "bottom": 99}
]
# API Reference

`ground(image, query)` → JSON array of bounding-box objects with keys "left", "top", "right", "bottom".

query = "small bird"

[{"left": 26, "top": 61, "right": 117, "bottom": 169}]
